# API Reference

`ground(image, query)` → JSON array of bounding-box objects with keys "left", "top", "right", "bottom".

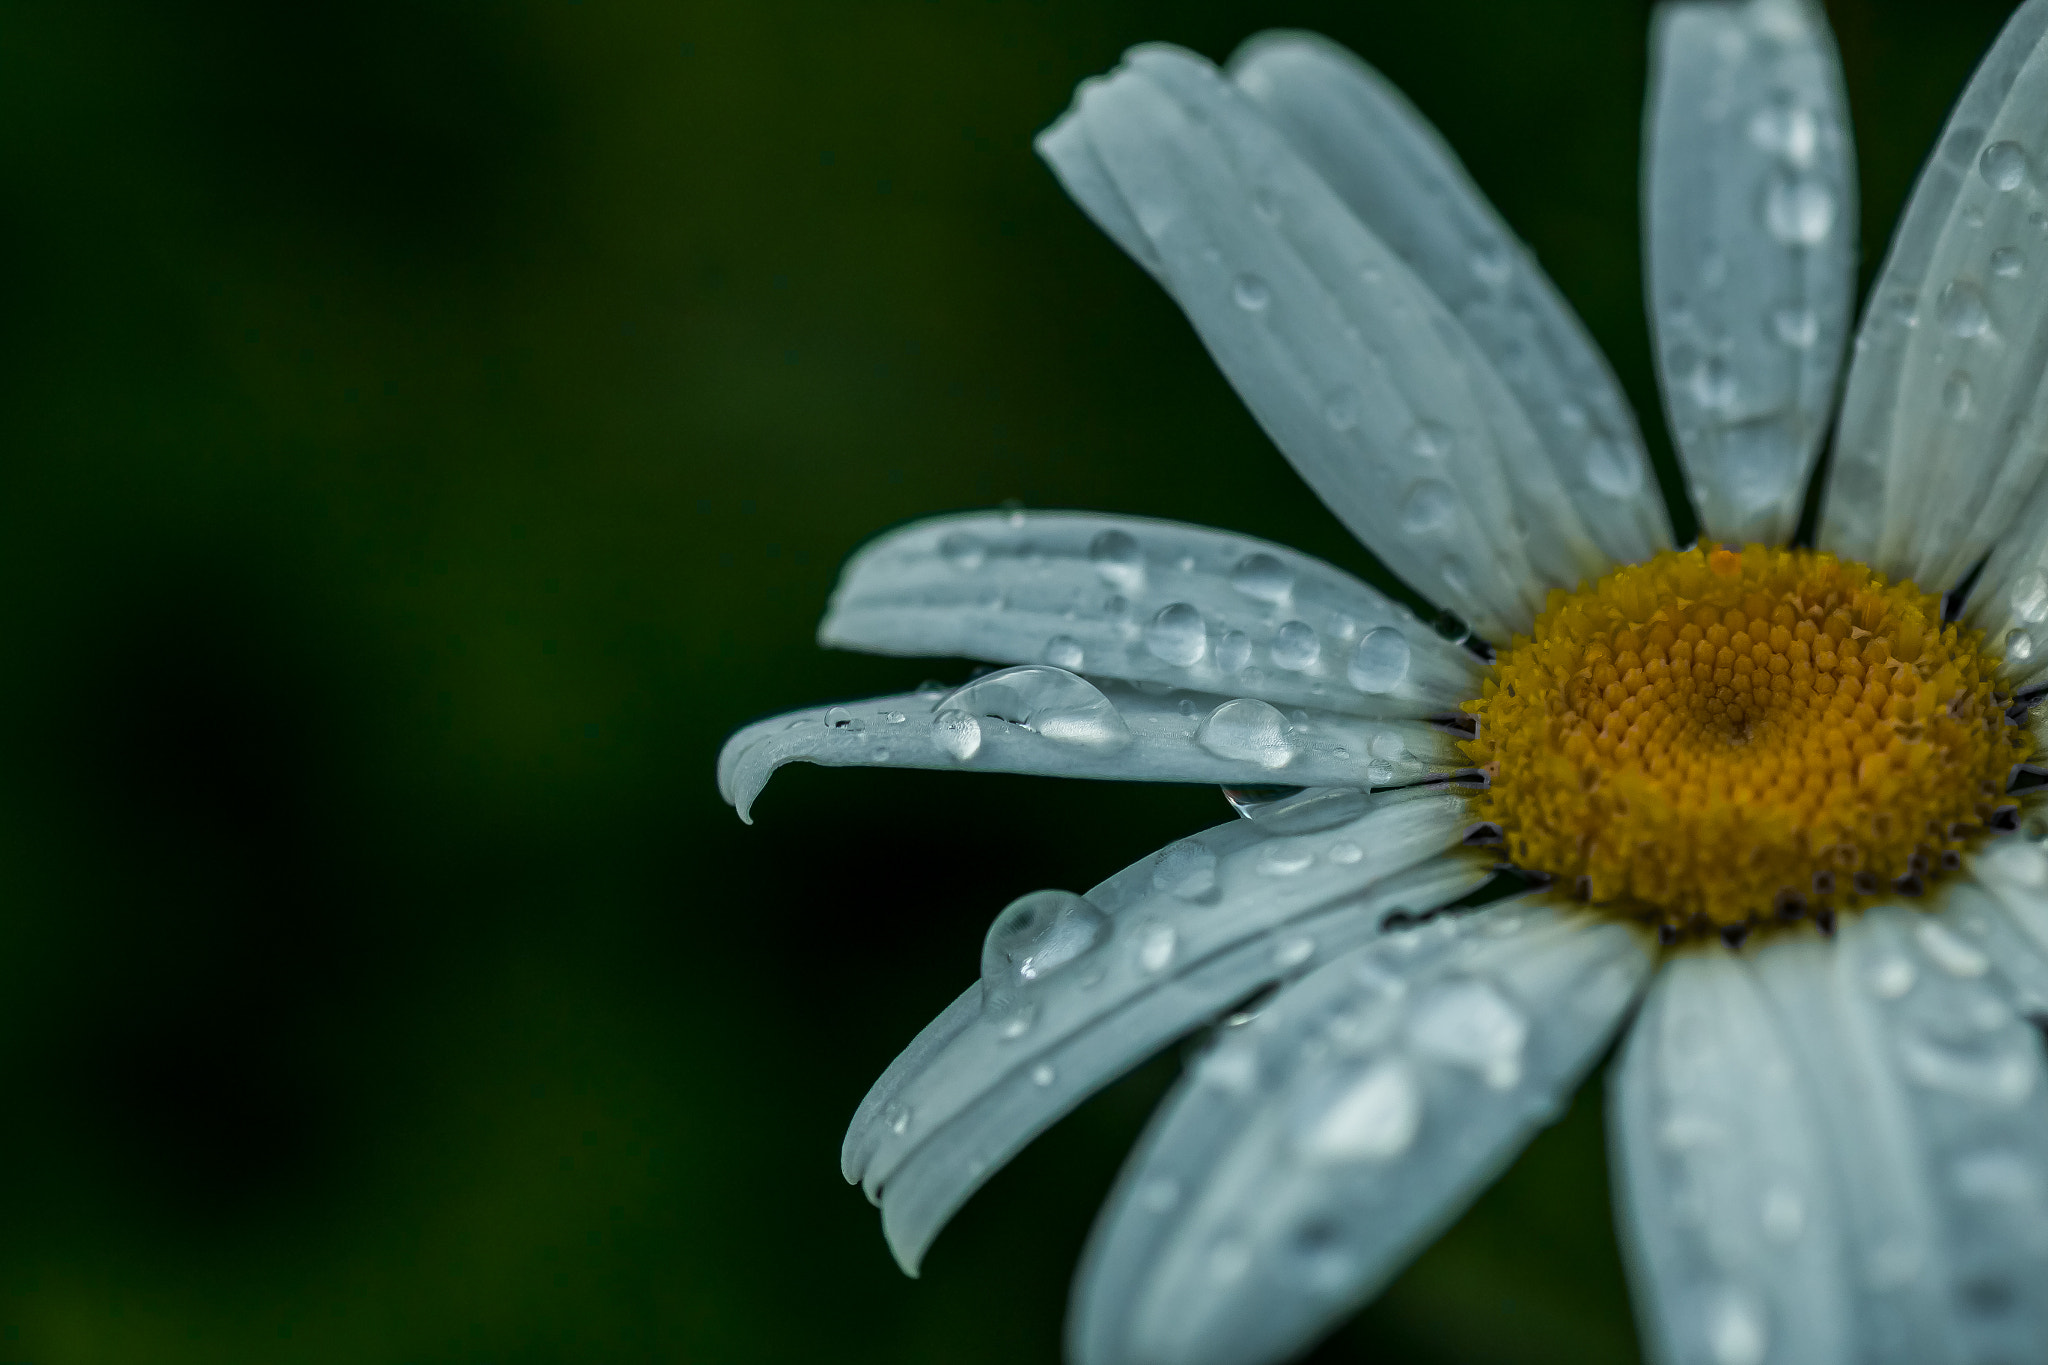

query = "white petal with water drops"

[
  {"left": 1070, "top": 901, "right": 1650, "bottom": 1365},
  {"left": 1825, "top": 0, "right": 2048, "bottom": 592},
  {"left": 716, "top": 671, "right": 1459, "bottom": 822},
  {"left": 818, "top": 511, "right": 1479, "bottom": 718},
  {"left": 1615, "top": 907, "right": 2048, "bottom": 1365},
  {"left": 1038, "top": 44, "right": 1615, "bottom": 643},
  {"left": 1227, "top": 32, "right": 1670, "bottom": 568},
  {"left": 1645, "top": 0, "right": 1856, "bottom": 546},
  {"left": 840, "top": 787, "right": 1486, "bottom": 1275}
]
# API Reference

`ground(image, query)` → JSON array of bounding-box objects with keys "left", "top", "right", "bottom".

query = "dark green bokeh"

[{"left": 0, "top": 1, "right": 2016, "bottom": 1360}]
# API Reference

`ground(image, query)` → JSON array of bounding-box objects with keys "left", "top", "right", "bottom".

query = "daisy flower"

[{"left": 717, "top": 0, "right": 2048, "bottom": 1361}]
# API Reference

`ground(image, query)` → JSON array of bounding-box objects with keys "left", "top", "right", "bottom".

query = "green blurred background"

[{"left": 0, "top": 0, "right": 2019, "bottom": 1360}]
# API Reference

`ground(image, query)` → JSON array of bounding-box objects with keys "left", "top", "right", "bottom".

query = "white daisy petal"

[
  {"left": 715, "top": 674, "right": 1460, "bottom": 823},
  {"left": 1071, "top": 901, "right": 1650, "bottom": 1365},
  {"left": 1823, "top": 0, "right": 2048, "bottom": 589},
  {"left": 819, "top": 511, "right": 1481, "bottom": 718},
  {"left": 1229, "top": 32, "right": 1671, "bottom": 567},
  {"left": 1615, "top": 909, "right": 2048, "bottom": 1365},
  {"left": 1645, "top": 0, "right": 1856, "bottom": 548},
  {"left": 1962, "top": 466, "right": 2048, "bottom": 681},
  {"left": 842, "top": 786, "right": 1484, "bottom": 1274},
  {"left": 1037, "top": 44, "right": 1610, "bottom": 644}
]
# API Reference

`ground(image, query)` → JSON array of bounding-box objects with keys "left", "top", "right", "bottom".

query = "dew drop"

[
  {"left": 1134, "top": 921, "right": 1178, "bottom": 974},
  {"left": 1152, "top": 840, "right": 1219, "bottom": 900},
  {"left": 1271, "top": 620, "right": 1322, "bottom": 671},
  {"left": 1917, "top": 920, "right": 1989, "bottom": 977},
  {"left": 1868, "top": 955, "right": 1915, "bottom": 999},
  {"left": 1296, "top": 1060, "right": 1421, "bottom": 1163},
  {"left": 1771, "top": 306, "right": 1819, "bottom": 348},
  {"left": 883, "top": 1101, "right": 913, "bottom": 1137},
  {"left": 1943, "top": 370, "right": 1976, "bottom": 420},
  {"left": 1993, "top": 246, "right": 2026, "bottom": 278},
  {"left": 1348, "top": 627, "right": 1411, "bottom": 693},
  {"left": 1043, "top": 635, "right": 1085, "bottom": 670},
  {"left": 1216, "top": 629, "right": 1253, "bottom": 673},
  {"left": 1898, "top": 1029, "right": 2036, "bottom": 1105},
  {"left": 1030, "top": 1063, "right": 1055, "bottom": 1087},
  {"left": 1198, "top": 698, "right": 1297, "bottom": 770},
  {"left": 1938, "top": 280, "right": 1991, "bottom": 338},
  {"left": 1229, "top": 552, "right": 1294, "bottom": 604},
  {"left": 1273, "top": 935, "right": 1315, "bottom": 969},
  {"left": 1764, "top": 175, "right": 1835, "bottom": 245},
  {"left": 944, "top": 666, "right": 1132, "bottom": 750},
  {"left": 1256, "top": 839, "right": 1315, "bottom": 876},
  {"left": 1748, "top": 102, "right": 1818, "bottom": 166},
  {"left": 1704, "top": 1287, "right": 1768, "bottom": 1365},
  {"left": 1328, "top": 840, "right": 1363, "bottom": 865},
  {"left": 1585, "top": 439, "right": 1641, "bottom": 496},
  {"left": 1366, "top": 758, "right": 1396, "bottom": 785},
  {"left": 1408, "top": 979, "right": 1528, "bottom": 1089},
  {"left": 2012, "top": 570, "right": 2048, "bottom": 625},
  {"left": 981, "top": 890, "right": 1109, "bottom": 997},
  {"left": 1089, "top": 528, "right": 1145, "bottom": 590},
  {"left": 1981, "top": 140, "right": 2030, "bottom": 191},
  {"left": 939, "top": 531, "right": 985, "bottom": 570},
  {"left": 1400, "top": 480, "right": 1456, "bottom": 533},
  {"left": 1405, "top": 422, "right": 1451, "bottom": 460},
  {"left": 2006, "top": 628, "right": 2034, "bottom": 664},
  {"left": 1145, "top": 603, "right": 1208, "bottom": 666},
  {"left": 826, "top": 705, "right": 859, "bottom": 730},
  {"left": 1469, "top": 246, "right": 1513, "bottom": 287},
  {"left": 1232, "top": 273, "right": 1271, "bottom": 311},
  {"left": 932, "top": 708, "right": 983, "bottom": 760},
  {"left": 1323, "top": 386, "right": 1361, "bottom": 431}
]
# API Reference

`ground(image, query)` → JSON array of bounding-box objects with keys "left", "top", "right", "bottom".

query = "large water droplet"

[
  {"left": 932, "top": 708, "right": 983, "bottom": 760},
  {"left": 1407, "top": 979, "right": 1528, "bottom": 1089},
  {"left": 1043, "top": 635, "right": 1085, "bottom": 670},
  {"left": 1198, "top": 698, "right": 1297, "bottom": 770},
  {"left": 1771, "top": 306, "right": 1819, "bottom": 348},
  {"left": 1348, "top": 627, "right": 1411, "bottom": 693},
  {"left": 981, "top": 890, "right": 1109, "bottom": 999},
  {"left": 1152, "top": 840, "right": 1219, "bottom": 900},
  {"left": 1400, "top": 480, "right": 1455, "bottom": 533},
  {"left": 945, "top": 666, "right": 1132, "bottom": 750},
  {"left": 1232, "top": 273, "right": 1271, "bottom": 311},
  {"left": 1295, "top": 1060, "right": 1421, "bottom": 1163},
  {"left": 1981, "top": 140, "right": 2030, "bottom": 191},
  {"left": 1134, "top": 921, "right": 1178, "bottom": 973},
  {"left": 939, "top": 531, "right": 985, "bottom": 570},
  {"left": 1938, "top": 280, "right": 1992, "bottom": 338},
  {"left": 1230, "top": 552, "right": 1294, "bottom": 604},
  {"left": 1146, "top": 603, "right": 1208, "bottom": 666},
  {"left": 2012, "top": 570, "right": 2048, "bottom": 625},
  {"left": 1270, "top": 620, "right": 1321, "bottom": 671},
  {"left": 2006, "top": 628, "right": 2035, "bottom": 663},
  {"left": 1764, "top": 175, "right": 1835, "bottom": 244},
  {"left": 1089, "top": 528, "right": 1145, "bottom": 590},
  {"left": 1993, "top": 246, "right": 2026, "bottom": 278},
  {"left": 1216, "top": 630, "right": 1253, "bottom": 673},
  {"left": 1585, "top": 439, "right": 1641, "bottom": 496}
]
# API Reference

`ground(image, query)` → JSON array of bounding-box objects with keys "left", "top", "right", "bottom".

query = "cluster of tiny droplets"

[{"left": 1461, "top": 546, "right": 2034, "bottom": 941}]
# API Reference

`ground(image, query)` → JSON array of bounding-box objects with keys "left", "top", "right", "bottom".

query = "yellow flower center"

[{"left": 1462, "top": 545, "right": 2031, "bottom": 936}]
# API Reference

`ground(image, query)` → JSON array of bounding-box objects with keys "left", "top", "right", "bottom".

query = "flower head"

[{"left": 720, "top": 1, "right": 2048, "bottom": 1361}]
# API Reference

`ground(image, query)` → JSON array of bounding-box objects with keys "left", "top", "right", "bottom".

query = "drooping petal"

[
  {"left": 819, "top": 511, "right": 1481, "bottom": 718},
  {"left": 841, "top": 785, "right": 1485, "bottom": 1274},
  {"left": 1071, "top": 900, "right": 1650, "bottom": 1365},
  {"left": 1644, "top": 0, "right": 1856, "bottom": 547},
  {"left": 1823, "top": 0, "right": 2048, "bottom": 590},
  {"left": 1037, "top": 44, "right": 1610, "bottom": 645},
  {"left": 1228, "top": 32, "right": 1671, "bottom": 567},
  {"left": 1613, "top": 908, "right": 2048, "bottom": 1365},
  {"left": 715, "top": 670, "right": 1460, "bottom": 823}
]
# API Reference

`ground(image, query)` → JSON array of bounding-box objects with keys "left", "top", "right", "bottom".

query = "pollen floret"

[{"left": 1463, "top": 545, "right": 2030, "bottom": 932}]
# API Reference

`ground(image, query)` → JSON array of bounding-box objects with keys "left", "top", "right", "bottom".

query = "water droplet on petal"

[
  {"left": 1256, "top": 838, "right": 1315, "bottom": 876},
  {"left": 1134, "top": 921, "right": 1178, "bottom": 973},
  {"left": 1216, "top": 629, "right": 1253, "bottom": 673},
  {"left": 1270, "top": 620, "right": 1321, "bottom": 671},
  {"left": 945, "top": 666, "right": 1131, "bottom": 750},
  {"left": 1030, "top": 1063, "right": 1055, "bottom": 1087},
  {"left": 1406, "top": 422, "right": 1451, "bottom": 460},
  {"left": 1323, "top": 386, "right": 1361, "bottom": 431},
  {"left": 1585, "top": 439, "right": 1641, "bottom": 496},
  {"left": 1199, "top": 698, "right": 1297, "bottom": 769},
  {"left": 1152, "top": 840, "right": 1219, "bottom": 900},
  {"left": 826, "top": 705, "right": 859, "bottom": 730},
  {"left": 982, "top": 890, "right": 1109, "bottom": 999},
  {"left": 1748, "top": 101, "right": 1818, "bottom": 165},
  {"left": 1229, "top": 552, "right": 1294, "bottom": 603},
  {"left": 1328, "top": 840, "right": 1363, "bottom": 865},
  {"left": 1917, "top": 921, "right": 1989, "bottom": 977},
  {"left": 1868, "top": 955, "right": 1915, "bottom": 999},
  {"left": 2006, "top": 628, "right": 2034, "bottom": 663},
  {"left": 1703, "top": 1286, "right": 1768, "bottom": 1365},
  {"left": 1145, "top": 603, "right": 1207, "bottom": 666},
  {"left": 1469, "top": 246, "right": 1513, "bottom": 287},
  {"left": 882, "top": 1100, "right": 913, "bottom": 1136},
  {"left": 1296, "top": 1060, "right": 1421, "bottom": 1162},
  {"left": 2012, "top": 571, "right": 2048, "bottom": 625},
  {"left": 1764, "top": 175, "right": 1835, "bottom": 244},
  {"left": 932, "top": 708, "right": 983, "bottom": 759},
  {"left": 1089, "top": 528, "right": 1144, "bottom": 590},
  {"left": 939, "top": 531, "right": 985, "bottom": 570},
  {"left": 1232, "top": 273, "right": 1271, "bottom": 311},
  {"left": 1771, "top": 306, "right": 1818, "bottom": 348},
  {"left": 1400, "top": 480, "right": 1455, "bottom": 533},
  {"left": 1348, "top": 627, "right": 1411, "bottom": 693},
  {"left": 1043, "top": 635, "right": 1085, "bottom": 670},
  {"left": 1408, "top": 979, "right": 1528, "bottom": 1089},
  {"left": 1273, "top": 935, "right": 1315, "bottom": 968},
  {"left": 1981, "top": 140, "right": 2030, "bottom": 191},
  {"left": 1993, "top": 246, "right": 2026, "bottom": 278},
  {"left": 1938, "top": 280, "right": 1992, "bottom": 338},
  {"left": 1943, "top": 370, "right": 1976, "bottom": 419}
]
